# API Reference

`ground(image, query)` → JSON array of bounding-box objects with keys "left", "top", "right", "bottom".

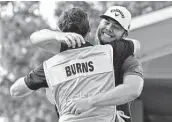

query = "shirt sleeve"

[
  {"left": 109, "top": 40, "right": 134, "bottom": 68},
  {"left": 24, "top": 64, "right": 48, "bottom": 90},
  {"left": 124, "top": 38, "right": 140, "bottom": 56},
  {"left": 122, "top": 55, "right": 144, "bottom": 79},
  {"left": 109, "top": 40, "right": 134, "bottom": 56},
  {"left": 125, "top": 40, "right": 134, "bottom": 55}
]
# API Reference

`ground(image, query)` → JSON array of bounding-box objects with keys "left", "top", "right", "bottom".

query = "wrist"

[
  {"left": 54, "top": 32, "right": 60, "bottom": 42},
  {"left": 54, "top": 32, "right": 67, "bottom": 44}
]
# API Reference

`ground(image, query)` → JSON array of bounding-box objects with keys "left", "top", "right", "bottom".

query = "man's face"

[{"left": 97, "top": 18, "right": 125, "bottom": 44}]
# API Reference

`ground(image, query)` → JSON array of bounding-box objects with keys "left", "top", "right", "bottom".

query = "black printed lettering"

[
  {"left": 65, "top": 66, "right": 71, "bottom": 77},
  {"left": 71, "top": 64, "right": 76, "bottom": 75},
  {"left": 82, "top": 62, "right": 88, "bottom": 73},
  {"left": 76, "top": 63, "right": 82, "bottom": 73},
  {"left": 65, "top": 61, "right": 94, "bottom": 77},
  {"left": 88, "top": 61, "right": 94, "bottom": 72}
]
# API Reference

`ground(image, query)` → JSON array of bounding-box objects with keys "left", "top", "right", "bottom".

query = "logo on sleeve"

[{"left": 65, "top": 61, "right": 94, "bottom": 77}]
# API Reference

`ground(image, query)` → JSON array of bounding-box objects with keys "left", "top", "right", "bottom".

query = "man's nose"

[{"left": 106, "top": 23, "right": 113, "bottom": 32}]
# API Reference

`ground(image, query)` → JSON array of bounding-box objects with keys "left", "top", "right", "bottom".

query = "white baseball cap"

[{"left": 100, "top": 6, "right": 131, "bottom": 31}]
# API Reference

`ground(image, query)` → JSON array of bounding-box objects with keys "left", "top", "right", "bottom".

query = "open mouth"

[{"left": 103, "top": 33, "right": 113, "bottom": 38}]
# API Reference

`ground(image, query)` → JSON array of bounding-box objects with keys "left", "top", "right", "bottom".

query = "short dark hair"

[{"left": 58, "top": 7, "right": 90, "bottom": 37}]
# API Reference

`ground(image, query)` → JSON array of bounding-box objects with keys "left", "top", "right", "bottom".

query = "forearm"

[
  {"left": 89, "top": 84, "right": 138, "bottom": 107},
  {"left": 10, "top": 77, "right": 33, "bottom": 97},
  {"left": 30, "top": 29, "right": 60, "bottom": 45},
  {"left": 89, "top": 75, "right": 144, "bottom": 107},
  {"left": 30, "top": 29, "right": 63, "bottom": 54}
]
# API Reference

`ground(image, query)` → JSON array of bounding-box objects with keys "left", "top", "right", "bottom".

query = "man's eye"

[
  {"left": 115, "top": 26, "right": 120, "bottom": 30},
  {"left": 113, "top": 25, "right": 120, "bottom": 30},
  {"left": 104, "top": 20, "right": 110, "bottom": 25}
]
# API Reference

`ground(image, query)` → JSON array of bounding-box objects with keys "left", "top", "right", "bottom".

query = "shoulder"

[
  {"left": 123, "top": 55, "right": 142, "bottom": 67},
  {"left": 124, "top": 38, "right": 141, "bottom": 56},
  {"left": 109, "top": 39, "right": 135, "bottom": 52},
  {"left": 122, "top": 55, "right": 143, "bottom": 78},
  {"left": 122, "top": 55, "right": 143, "bottom": 72},
  {"left": 108, "top": 40, "right": 134, "bottom": 62},
  {"left": 108, "top": 40, "right": 126, "bottom": 52}
]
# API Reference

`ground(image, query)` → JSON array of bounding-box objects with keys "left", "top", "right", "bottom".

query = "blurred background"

[{"left": 1, "top": 1, "right": 172, "bottom": 122}]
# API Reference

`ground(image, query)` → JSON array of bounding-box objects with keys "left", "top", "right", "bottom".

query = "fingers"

[
  {"left": 64, "top": 37, "right": 72, "bottom": 48},
  {"left": 75, "top": 36, "right": 81, "bottom": 48},
  {"left": 65, "top": 34, "right": 76, "bottom": 48},
  {"left": 65, "top": 100, "right": 81, "bottom": 115},
  {"left": 65, "top": 33, "right": 85, "bottom": 48},
  {"left": 65, "top": 100, "right": 73, "bottom": 111},
  {"left": 63, "top": 101, "right": 73, "bottom": 114},
  {"left": 76, "top": 35, "right": 85, "bottom": 47},
  {"left": 70, "top": 105, "right": 81, "bottom": 115},
  {"left": 70, "top": 105, "right": 77, "bottom": 115},
  {"left": 76, "top": 34, "right": 85, "bottom": 46}
]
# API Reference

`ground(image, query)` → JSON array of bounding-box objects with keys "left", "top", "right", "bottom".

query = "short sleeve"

[
  {"left": 109, "top": 40, "right": 134, "bottom": 56},
  {"left": 125, "top": 38, "right": 140, "bottom": 56},
  {"left": 124, "top": 39, "right": 134, "bottom": 55},
  {"left": 108, "top": 40, "right": 134, "bottom": 68},
  {"left": 122, "top": 56, "right": 144, "bottom": 79},
  {"left": 24, "top": 64, "right": 48, "bottom": 90}
]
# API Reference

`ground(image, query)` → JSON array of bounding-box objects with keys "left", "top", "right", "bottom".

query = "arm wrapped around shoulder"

[{"left": 122, "top": 55, "right": 144, "bottom": 98}]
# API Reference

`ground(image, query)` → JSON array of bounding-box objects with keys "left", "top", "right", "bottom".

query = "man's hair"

[{"left": 58, "top": 7, "right": 90, "bottom": 37}]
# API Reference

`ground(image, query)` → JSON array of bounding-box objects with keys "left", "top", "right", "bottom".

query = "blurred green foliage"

[{"left": 1, "top": 1, "right": 172, "bottom": 122}]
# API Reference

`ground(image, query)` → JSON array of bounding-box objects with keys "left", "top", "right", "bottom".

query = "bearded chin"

[
  {"left": 97, "top": 31, "right": 106, "bottom": 45},
  {"left": 98, "top": 36, "right": 110, "bottom": 45}
]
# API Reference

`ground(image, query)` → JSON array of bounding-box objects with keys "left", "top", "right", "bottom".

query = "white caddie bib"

[{"left": 44, "top": 45, "right": 116, "bottom": 122}]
